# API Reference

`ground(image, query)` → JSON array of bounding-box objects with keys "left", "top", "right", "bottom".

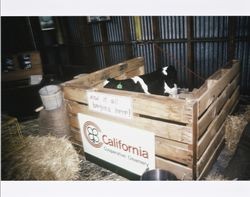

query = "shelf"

[{"left": 2, "top": 51, "right": 43, "bottom": 82}]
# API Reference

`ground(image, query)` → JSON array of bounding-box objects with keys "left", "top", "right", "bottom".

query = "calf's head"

[{"left": 161, "top": 66, "right": 178, "bottom": 96}]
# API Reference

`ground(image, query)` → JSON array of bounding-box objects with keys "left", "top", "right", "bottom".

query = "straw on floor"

[{"left": 2, "top": 135, "right": 80, "bottom": 180}]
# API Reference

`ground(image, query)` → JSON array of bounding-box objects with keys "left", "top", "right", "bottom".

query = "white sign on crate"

[
  {"left": 78, "top": 113, "right": 155, "bottom": 176},
  {"left": 87, "top": 91, "right": 133, "bottom": 119}
]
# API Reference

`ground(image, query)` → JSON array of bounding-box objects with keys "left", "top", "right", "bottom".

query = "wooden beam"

[
  {"left": 227, "top": 16, "right": 236, "bottom": 61},
  {"left": 152, "top": 16, "right": 161, "bottom": 69},
  {"left": 187, "top": 16, "right": 194, "bottom": 90},
  {"left": 63, "top": 57, "right": 144, "bottom": 87},
  {"left": 122, "top": 16, "right": 133, "bottom": 59},
  {"left": 63, "top": 85, "right": 193, "bottom": 124},
  {"left": 100, "top": 22, "right": 111, "bottom": 66},
  {"left": 197, "top": 60, "right": 240, "bottom": 117},
  {"left": 192, "top": 102, "right": 198, "bottom": 179}
]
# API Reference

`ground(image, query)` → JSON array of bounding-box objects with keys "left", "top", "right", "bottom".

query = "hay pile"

[
  {"left": 225, "top": 105, "right": 250, "bottom": 154},
  {"left": 2, "top": 135, "right": 80, "bottom": 180}
]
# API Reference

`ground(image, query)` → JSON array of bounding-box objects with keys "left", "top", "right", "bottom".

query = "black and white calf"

[{"left": 103, "top": 66, "right": 178, "bottom": 96}]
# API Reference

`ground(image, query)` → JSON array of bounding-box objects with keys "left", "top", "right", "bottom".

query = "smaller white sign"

[
  {"left": 87, "top": 91, "right": 133, "bottom": 119},
  {"left": 78, "top": 113, "right": 155, "bottom": 176},
  {"left": 30, "top": 75, "right": 43, "bottom": 85}
]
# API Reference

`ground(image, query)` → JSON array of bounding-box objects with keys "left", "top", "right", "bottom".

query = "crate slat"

[
  {"left": 67, "top": 105, "right": 193, "bottom": 144},
  {"left": 156, "top": 156, "right": 193, "bottom": 180},
  {"left": 197, "top": 86, "right": 240, "bottom": 159},
  {"left": 63, "top": 87, "right": 193, "bottom": 124},
  {"left": 115, "top": 66, "right": 145, "bottom": 80},
  {"left": 197, "top": 60, "right": 240, "bottom": 117},
  {"left": 156, "top": 137, "right": 193, "bottom": 165},
  {"left": 197, "top": 138, "right": 225, "bottom": 179},
  {"left": 197, "top": 123, "right": 225, "bottom": 175},
  {"left": 197, "top": 74, "right": 240, "bottom": 138},
  {"left": 63, "top": 57, "right": 144, "bottom": 88}
]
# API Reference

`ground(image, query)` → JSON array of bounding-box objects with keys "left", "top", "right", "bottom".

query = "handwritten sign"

[{"left": 87, "top": 91, "right": 133, "bottom": 119}]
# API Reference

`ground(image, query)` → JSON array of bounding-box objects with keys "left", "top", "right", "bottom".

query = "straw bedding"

[
  {"left": 225, "top": 105, "right": 250, "bottom": 154},
  {"left": 205, "top": 104, "right": 250, "bottom": 180},
  {"left": 2, "top": 135, "right": 80, "bottom": 180}
]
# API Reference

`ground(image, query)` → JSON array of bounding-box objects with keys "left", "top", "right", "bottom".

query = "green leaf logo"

[{"left": 117, "top": 83, "right": 123, "bottom": 89}]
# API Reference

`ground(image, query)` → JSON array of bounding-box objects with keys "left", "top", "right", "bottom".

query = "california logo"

[{"left": 83, "top": 121, "right": 103, "bottom": 148}]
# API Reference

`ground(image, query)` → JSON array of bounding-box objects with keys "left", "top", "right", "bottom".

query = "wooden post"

[
  {"left": 187, "top": 16, "right": 194, "bottom": 91},
  {"left": 100, "top": 22, "right": 111, "bottom": 66},
  {"left": 82, "top": 17, "right": 98, "bottom": 67},
  {"left": 152, "top": 16, "right": 161, "bottom": 69},
  {"left": 228, "top": 16, "right": 236, "bottom": 61},
  {"left": 122, "top": 16, "right": 133, "bottom": 59},
  {"left": 192, "top": 101, "right": 198, "bottom": 180}
]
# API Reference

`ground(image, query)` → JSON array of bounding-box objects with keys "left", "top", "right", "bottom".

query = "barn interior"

[{"left": 1, "top": 16, "right": 250, "bottom": 181}]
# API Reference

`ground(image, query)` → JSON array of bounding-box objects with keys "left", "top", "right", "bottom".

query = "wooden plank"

[
  {"left": 155, "top": 137, "right": 193, "bottom": 165},
  {"left": 191, "top": 102, "right": 198, "bottom": 179},
  {"left": 156, "top": 156, "right": 193, "bottom": 180},
  {"left": 197, "top": 123, "right": 225, "bottom": 175},
  {"left": 67, "top": 100, "right": 192, "bottom": 143},
  {"left": 197, "top": 74, "right": 239, "bottom": 137},
  {"left": 227, "top": 17, "right": 236, "bottom": 61},
  {"left": 63, "top": 87, "right": 193, "bottom": 124},
  {"left": 191, "top": 83, "right": 207, "bottom": 99},
  {"left": 122, "top": 16, "right": 133, "bottom": 59},
  {"left": 2, "top": 51, "right": 43, "bottom": 82},
  {"left": 2, "top": 63, "right": 43, "bottom": 82},
  {"left": 197, "top": 60, "right": 240, "bottom": 116},
  {"left": 193, "top": 60, "right": 237, "bottom": 99},
  {"left": 62, "top": 57, "right": 144, "bottom": 88},
  {"left": 197, "top": 86, "right": 240, "bottom": 158},
  {"left": 187, "top": 16, "right": 195, "bottom": 90},
  {"left": 152, "top": 16, "right": 160, "bottom": 69},
  {"left": 100, "top": 22, "right": 111, "bottom": 66},
  {"left": 197, "top": 138, "right": 225, "bottom": 179},
  {"left": 67, "top": 106, "right": 192, "bottom": 144},
  {"left": 115, "top": 66, "right": 144, "bottom": 80}
]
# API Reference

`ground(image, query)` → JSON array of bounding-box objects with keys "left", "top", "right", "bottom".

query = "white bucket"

[{"left": 39, "top": 85, "right": 63, "bottom": 110}]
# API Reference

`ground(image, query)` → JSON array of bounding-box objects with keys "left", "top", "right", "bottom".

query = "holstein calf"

[{"left": 103, "top": 66, "right": 178, "bottom": 97}]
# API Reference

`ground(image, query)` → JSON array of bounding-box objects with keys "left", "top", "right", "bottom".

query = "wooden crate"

[{"left": 62, "top": 57, "right": 240, "bottom": 180}]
